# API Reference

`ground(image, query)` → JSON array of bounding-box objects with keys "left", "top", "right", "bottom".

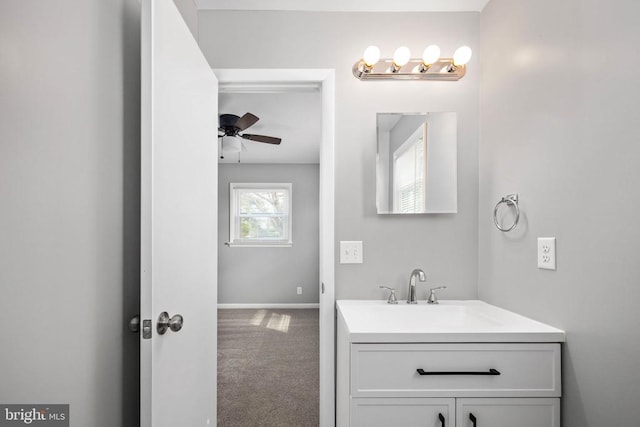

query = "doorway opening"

[{"left": 213, "top": 69, "right": 335, "bottom": 426}]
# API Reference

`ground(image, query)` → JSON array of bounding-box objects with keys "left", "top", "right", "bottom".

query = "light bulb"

[
  {"left": 453, "top": 46, "right": 473, "bottom": 66},
  {"left": 422, "top": 45, "right": 441, "bottom": 66},
  {"left": 392, "top": 46, "right": 411, "bottom": 67},
  {"left": 363, "top": 45, "right": 381, "bottom": 67}
]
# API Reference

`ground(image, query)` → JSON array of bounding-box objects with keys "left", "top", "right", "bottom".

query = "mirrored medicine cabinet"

[{"left": 376, "top": 112, "right": 457, "bottom": 214}]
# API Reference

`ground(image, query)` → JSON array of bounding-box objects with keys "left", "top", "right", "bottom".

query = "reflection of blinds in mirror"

[{"left": 393, "top": 128, "right": 426, "bottom": 213}]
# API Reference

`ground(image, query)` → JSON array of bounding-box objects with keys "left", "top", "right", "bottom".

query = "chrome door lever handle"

[{"left": 157, "top": 312, "right": 184, "bottom": 335}]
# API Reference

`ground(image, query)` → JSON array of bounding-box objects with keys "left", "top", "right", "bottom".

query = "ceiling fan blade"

[
  {"left": 241, "top": 134, "right": 282, "bottom": 145},
  {"left": 234, "top": 112, "right": 259, "bottom": 131}
]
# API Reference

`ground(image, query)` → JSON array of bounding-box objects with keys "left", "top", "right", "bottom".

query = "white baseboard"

[{"left": 217, "top": 303, "right": 320, "bottom": 309}]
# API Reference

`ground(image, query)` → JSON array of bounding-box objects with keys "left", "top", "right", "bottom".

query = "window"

[{"left": 229, "top": 183, "right": 292, "bottom": 247}]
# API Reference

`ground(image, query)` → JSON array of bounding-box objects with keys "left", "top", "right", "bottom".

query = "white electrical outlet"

[
  {"left": 340, "top": 241, "right": 363, "bottom": 264},
  {"left": 297, "top": 286, "right": 302, "bottom": 295},
  {"left": 537, "top": 237, "right": 556, "bottom": 270}
]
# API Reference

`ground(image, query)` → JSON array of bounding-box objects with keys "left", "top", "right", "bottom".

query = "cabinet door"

[
  {"left": 351, "top": 398, "right": 454, "bottom": 427},
  {"left": 456, "top": 398, "right": 560, "bottom": 427}
]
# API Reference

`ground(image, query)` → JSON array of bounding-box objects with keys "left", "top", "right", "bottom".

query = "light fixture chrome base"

[{"left": 353, "top": 58, "right": 466, "bottom": 81}]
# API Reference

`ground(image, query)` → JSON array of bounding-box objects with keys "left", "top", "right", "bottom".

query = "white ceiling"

[
  {"left": 196, "top": 0, "right": 490, "bottom": 12},
  {"left": 218, "top": 91, "right": 321, "bottom": 164}
]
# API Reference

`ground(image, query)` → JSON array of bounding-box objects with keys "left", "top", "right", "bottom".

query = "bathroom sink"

[{"left": 337, "top": 300, "right": 566, "bottom": 343}]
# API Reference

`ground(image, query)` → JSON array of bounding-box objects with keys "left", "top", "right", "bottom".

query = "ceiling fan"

[
  {"left": 218, "top": 113, "right": 282, "bottom": 160},
  {"left": 218, "top": 112, "right": 281, "bottom": 144}
]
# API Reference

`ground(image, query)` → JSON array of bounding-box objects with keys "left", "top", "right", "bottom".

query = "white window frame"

[{"left": 228, "top": 182, "right": 293, "bottom": 247}]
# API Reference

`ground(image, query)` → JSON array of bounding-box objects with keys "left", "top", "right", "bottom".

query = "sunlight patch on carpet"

[
  {"left": 249, "top": 309, "right": 267, "bottom": 326},
  {"left": 266, "top": 312, "right": 291, "bottom": 333}
]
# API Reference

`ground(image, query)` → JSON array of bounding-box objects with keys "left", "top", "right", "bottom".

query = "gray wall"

[
  {"left": 218, "top": 164, "right": 320, "bottom": 304},
  {"left": 479, "top": 1, "right": 640, "bottom": 425},
  {"left": 199, "top": 11, "right": 480, "bottom": 300},
  {"left": 0, "top": 0, "right": 140, "bottom": 426}
]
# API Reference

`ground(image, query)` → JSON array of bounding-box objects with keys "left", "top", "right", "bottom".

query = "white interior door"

[{"left": 141, "top": 0, "right": 218, "bottom": 426}]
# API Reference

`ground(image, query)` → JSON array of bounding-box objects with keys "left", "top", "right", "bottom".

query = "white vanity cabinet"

[{"left": 336, "top": 300, "right": 566, "bottom": 427}]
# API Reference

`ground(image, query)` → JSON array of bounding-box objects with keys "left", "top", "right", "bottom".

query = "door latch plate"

[{"left": 142, "top": 319, "right": 152, "bottom": 339}]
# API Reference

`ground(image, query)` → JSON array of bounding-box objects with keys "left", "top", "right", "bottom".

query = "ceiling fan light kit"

[{"left": 222, "top": 137, "right": 242, "bottom": 153}]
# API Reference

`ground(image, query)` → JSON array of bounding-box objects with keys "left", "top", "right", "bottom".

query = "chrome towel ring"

[{"left": 493, "top": 194, "right": 519, "bottom": 232}]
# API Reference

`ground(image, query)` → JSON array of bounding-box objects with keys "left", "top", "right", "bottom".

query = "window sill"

[{"left": 225, "top": 242, "right": 293, "bottom": 248}]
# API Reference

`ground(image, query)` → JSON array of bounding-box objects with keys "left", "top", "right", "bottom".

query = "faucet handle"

[
  {"left": 427, "top": 286, "right": 447, "bottom": 304},
  {"left": 379, "top": 286, "right": 398, "bottom": 304}
]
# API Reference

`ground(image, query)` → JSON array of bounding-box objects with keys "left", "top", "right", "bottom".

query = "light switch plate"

[
  {"left": 537, "top": 237, "right": 556, "bottom": 270},
  {"left": 340, "top": 241, "right": 363, "bottom": 264}
]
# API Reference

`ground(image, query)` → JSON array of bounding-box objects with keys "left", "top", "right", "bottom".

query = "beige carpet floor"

[{"left": 217, "top": 308, "right": 319, "bottom": 426}]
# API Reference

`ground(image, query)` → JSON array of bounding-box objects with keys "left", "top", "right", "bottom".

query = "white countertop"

[{"left": 337, "top": 299, "right": 566, "bottom": 343}]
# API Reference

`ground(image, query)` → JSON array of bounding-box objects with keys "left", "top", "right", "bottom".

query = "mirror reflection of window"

[{"left": 393, "top": 124, "right": 426, "bottom": 213}]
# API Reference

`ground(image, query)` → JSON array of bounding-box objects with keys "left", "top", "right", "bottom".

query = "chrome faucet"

[{"left": 407, "top": 268, "right": 426, "bottom": 304}]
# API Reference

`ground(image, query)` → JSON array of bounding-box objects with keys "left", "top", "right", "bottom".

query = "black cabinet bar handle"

[
  {"left": 469, "top": 413, "right": 477, "bottom": 427},
  {"left": 438, "top": 412, "right": 445, "bottom": 427},
  {"left": 416, "top": 368, "right": 500, "bottom": 376}
]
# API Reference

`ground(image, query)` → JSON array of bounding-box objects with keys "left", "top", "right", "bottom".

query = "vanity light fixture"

[{"left": 353, "top": 44, "right": 472, "bottom": 81}]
